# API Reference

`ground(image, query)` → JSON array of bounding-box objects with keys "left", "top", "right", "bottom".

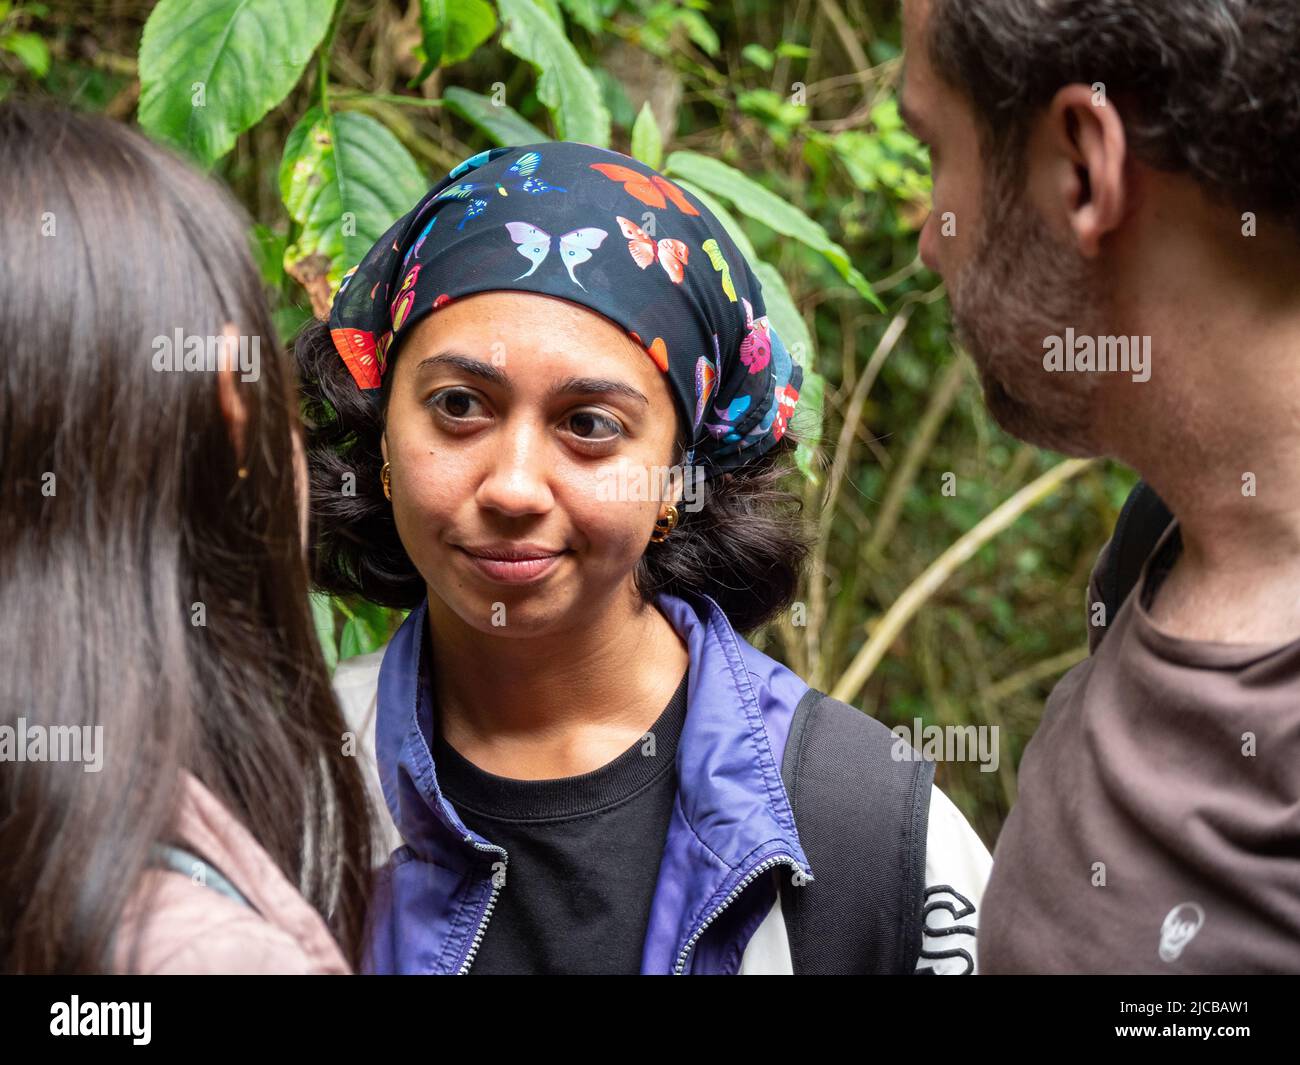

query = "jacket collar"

[{"left": 374, "top": 588, "right": 811, "bottom": 967}]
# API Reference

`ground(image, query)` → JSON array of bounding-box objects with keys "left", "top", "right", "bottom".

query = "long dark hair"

[
  {"left": 0, "top": 100, "right": 374, "bottom": 972},
  {"left": 295, "top": 316, "right": 814, "bottom": 634}
]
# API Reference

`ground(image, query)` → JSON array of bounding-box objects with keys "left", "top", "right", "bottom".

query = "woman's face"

[{"left": 382, "top": 290, "right": 682, "bottom": 634}]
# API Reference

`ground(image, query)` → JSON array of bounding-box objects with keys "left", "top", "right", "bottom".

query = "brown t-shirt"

[{"left": 979, "top": 522, "right": 1300, "bottom": 973}]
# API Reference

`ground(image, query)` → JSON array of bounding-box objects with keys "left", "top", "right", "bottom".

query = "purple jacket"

[{"left": 365, "top": 588, "right": 818, "bottom": 974}]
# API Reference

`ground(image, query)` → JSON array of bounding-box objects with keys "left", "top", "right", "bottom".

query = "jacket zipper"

[
  {"left": 456, "top": 837, "right": 508, "bottom": 975},
  {"left": 673, "top": 854, "right": 809, "bottom": 975}
]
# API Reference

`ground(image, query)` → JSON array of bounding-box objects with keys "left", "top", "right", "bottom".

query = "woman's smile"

[{"left": 455, "top": 544, "right": 571, "bottom": 584}]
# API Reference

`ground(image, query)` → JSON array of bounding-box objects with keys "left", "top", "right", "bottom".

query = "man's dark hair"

[{"left": 926, "top": 0, "right": 1300, "bottom": 235}]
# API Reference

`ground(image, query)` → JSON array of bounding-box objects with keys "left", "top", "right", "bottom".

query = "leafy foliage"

[{"left": 9, "top": 0, "right": 1137, "bottom": 842}]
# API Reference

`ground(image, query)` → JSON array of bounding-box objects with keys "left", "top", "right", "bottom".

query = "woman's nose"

[{"left": 474, "top": 419, "right": 555, "bottom": 517}]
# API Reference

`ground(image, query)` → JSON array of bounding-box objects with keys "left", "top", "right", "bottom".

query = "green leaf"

[
  {"left": 675, "top": 9, "right": 718, "bottom": 56},
  {"left": 412, "top": 0, "right": 497, "bottom": 84},
  {"left": 557, "top": 0, "right": 602, "bottom": 34},
  {"left": 591, "top": 65, "right": 635, "bottom": 128},
  {"left": 339, "top": 608, "right": 388, "bottom": 659},
  {"left": 775, "top": 42, "right": 811, "bottom": 60},
  {"left": 139, "top": 0, "right": 336, "bottom": 168},
  {"left": 279, "top": 106, "right": 428, "bottom": 290},
  {"left": 444, "top": 0, "right": 498, "bottom": 63},
  {"left": 309, "top": 592, "right": 339, "bottom": 673},
  {"left": 664, "top": 149, "right": 884, "bottom": 311},
  {"left": 742, "top": 43, "right": 773, "bottom": 70},
  {"left": 790, "top": 366, "right": 826, "bottom": 484},
  {"left": 441, "top": 85, "right": 550, "bottom": 145},
  {"left": 250, "top": 222, "right": 286, "bottom": 290},
  {"left": 412, "top": 0, "right": 448, "bottom": 83},
  {"left": 273, "top": 304, "right": 313, "bottom": 347},
  {"left": 0, "top": 31, "right": 49, "bottom": 78},
  {"left": 629, "top": 101, "right": 662, "bottom": 169},
  {"left": 497, "top": 0, "right": 611, "bottom": 146}
]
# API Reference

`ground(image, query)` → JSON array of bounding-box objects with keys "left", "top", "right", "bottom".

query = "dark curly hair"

[
  {"left": 295, "top": 317, "right": 814, "bottom": 634},
  {"left": 926, "top": 0, "right": 1300, "bottom": 236}
]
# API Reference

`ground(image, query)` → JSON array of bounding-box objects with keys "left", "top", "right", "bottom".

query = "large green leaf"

[
  {"left": 309, "top": 592, "right": 339, "bottom": 673},
  {"left": 139, "top": 0, "right": 335, "bottom": 167},
  {"left": 557, "top": 0, "right": 602, "bottom": 33},
  {"left": 441, "top": 85, "right": 550, "bottom": 145},
  {"left": 412, "top": 0, "right": 498, "bottom": 84},
  {"left": 497, "top": 0, "right": 610, "bottom": 146},
  {"left": 279, "top": 106, "right": 427, "bottom": 290},
  {"left": 665, "top": 149, "right": 884, "bottom": 311}
]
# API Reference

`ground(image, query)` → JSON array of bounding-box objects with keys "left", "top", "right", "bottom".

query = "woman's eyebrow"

[
  {"left": 415, "top": 351, "right": 507, "bottom": 386},
  {"left": 549, "top": 377, "right": 648, "bottom": 407},
  {"left": 415, "top": 351, "right": 648, "bottom": 406}
]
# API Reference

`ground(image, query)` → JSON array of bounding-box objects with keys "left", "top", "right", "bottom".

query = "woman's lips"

[{"left": 456, "top": 547, "right": 568, "bottom": 584}]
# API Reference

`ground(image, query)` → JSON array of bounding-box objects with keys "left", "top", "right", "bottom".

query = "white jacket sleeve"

[
  {"left": 914, "top": 784, "right": 993, "bottom": 974},
  {"left": 332, "top": 647, "right": 405, "bottom": 859}
]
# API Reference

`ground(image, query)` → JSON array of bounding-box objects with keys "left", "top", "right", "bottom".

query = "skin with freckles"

[
  {"left": 901, "top": 0, "right": 1300, "bottom": 643},
  {"left": 380, "top": 289, "right": 691, "bottom": 778}
]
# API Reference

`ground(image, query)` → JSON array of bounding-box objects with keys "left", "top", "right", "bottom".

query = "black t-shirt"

[{"left": 433, "top": 668, "right": 689, "bottom": 974}]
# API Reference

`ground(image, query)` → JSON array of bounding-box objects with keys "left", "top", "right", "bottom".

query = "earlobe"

[
  {"left": 1049, "top": 84, "right": 1129, "bottom": 257},
  {"left": 215, "top": 323, "right": 249, "bottom": 466}
]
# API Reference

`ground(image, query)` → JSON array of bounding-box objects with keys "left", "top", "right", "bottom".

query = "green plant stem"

[
  {"left": 318, "top": 0, "right": 347, "bottom": 115},
  {"left": 830, "top": 457, "right": 1097, "bottom": 706}
]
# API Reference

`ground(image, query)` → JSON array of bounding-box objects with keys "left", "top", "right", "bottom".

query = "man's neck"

[{"left": 1098, "top": 210, "right": 1300, "bottom": 641}]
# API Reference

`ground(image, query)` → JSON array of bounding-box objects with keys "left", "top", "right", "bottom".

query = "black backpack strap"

[
  {"left": 778, "top": 686, "right": 934, "bottom": 974},
  {"left": 1099, "top": 480, "right": 1175, "bottom": 624}
]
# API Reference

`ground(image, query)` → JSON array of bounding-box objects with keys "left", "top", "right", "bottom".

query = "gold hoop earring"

[
  {"left": 650, "top": 503, "right": 679, "bottom": 543},
  {"left": 381, "top": 461, "right": 392, "bottom": 501}
]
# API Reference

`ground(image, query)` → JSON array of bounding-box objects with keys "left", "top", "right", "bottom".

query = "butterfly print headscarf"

[{"left": 327, "top": 141, "right": 803, "bottom": 477}]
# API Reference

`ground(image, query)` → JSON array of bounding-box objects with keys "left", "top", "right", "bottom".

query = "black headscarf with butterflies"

[{"left": 327, "top": 140, "right": 802, "bottom": 478}]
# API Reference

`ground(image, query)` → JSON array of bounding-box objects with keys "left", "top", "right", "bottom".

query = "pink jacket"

[{"left": 112, "top": 772, "right": 350, "bottom": 974}]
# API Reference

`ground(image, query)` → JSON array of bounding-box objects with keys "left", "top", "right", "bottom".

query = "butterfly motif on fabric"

[
  {"left": 436, "top": 151, "right": 567, "bottom": 229},
  {"left": 701, "top": 239, "right": 736, "bottom": 301},
  {"left": 589, "top": 163, "right": 700, "bottom": 216},
  {"left": 504, "top": 222, "right": 608, "bottom": 290},
  {"left": 739, "top": 297, "right": 773, "bottom": 374},
  {"left": 335, "top": 264, "right": 361, "bottom": 302},
  {"left": 331, "top": 327, "right": 380, "bottom": 390},
  {"left": 693, "top": 335, "right": 720, "bottom": 431},
  {"left": 704, "top": 395, "right": 751, "bottom": 442},
  {"left": 738, "top": 326, "right": 801, "bottom": 445},
  {"left": 616, "top": 216, "right": 689, "bottom": 284},
  {"left": 628, "top": 330, "right": 669, "bottom": 372},
  {"left": 391, "top": 264, "right": 422, "bottom": 331},
  {"left": 402, "top": 217, "right": 438, "bottom": 270}
]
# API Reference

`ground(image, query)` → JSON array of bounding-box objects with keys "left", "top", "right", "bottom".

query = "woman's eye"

[
  {"left": 428, "top": 388, "right": 486, "bottom": 420},
  {"left": 565, "top": 410, "right": 623, "bottom": 442}
]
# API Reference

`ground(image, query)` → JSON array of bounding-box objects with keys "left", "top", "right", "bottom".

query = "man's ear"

[
  {"left": 215, "top": 323, "right": 248, "bottom": 465},
  {"left": 1032, "top": 83, "right": 1130, "bottom": 258}
]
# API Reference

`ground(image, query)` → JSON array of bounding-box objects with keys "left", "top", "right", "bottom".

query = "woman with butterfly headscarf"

[{"left": 296, "top": 141, "right": 990, "bottom": 974}]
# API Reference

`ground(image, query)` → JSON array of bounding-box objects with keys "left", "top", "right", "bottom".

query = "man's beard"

[{"left": 946, "top": 167, "right": 1107, "bottom": 457}]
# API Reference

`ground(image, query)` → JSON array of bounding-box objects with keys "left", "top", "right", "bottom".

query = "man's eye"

[{"left": 565, "top": 410, "right": 623, "bottom": 441}]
